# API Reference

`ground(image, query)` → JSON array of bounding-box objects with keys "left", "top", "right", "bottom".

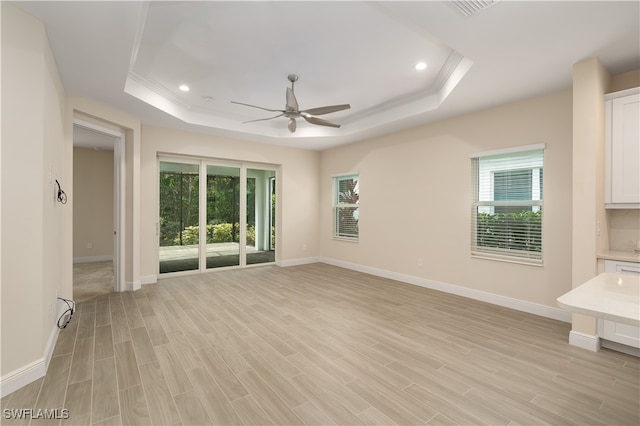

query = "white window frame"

[
  {"left": 470, "top": 144, "right": 545, "bottom": 265},
  {"left": 332, "top": 173, "right": 359, "bottom": 241}
]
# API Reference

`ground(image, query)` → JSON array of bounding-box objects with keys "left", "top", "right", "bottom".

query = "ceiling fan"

[{"left": 231, "top": 74, "right": 350, "bottom": 133}]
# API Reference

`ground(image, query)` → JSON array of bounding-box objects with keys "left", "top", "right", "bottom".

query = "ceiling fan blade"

[
  {"left": 234, "top": 75, "right": 348, "bottom": 133},
  {"left": 242, "top": 113, "right": 284, "bottom": 124},
  {"left": 287, "top": 118, "right": 297, "bottom": 133},
  {"left": 286, "top": 87, "right": 299, "bottom": 111},
  {"left": 301, "top": 114, "right": 341, "bottom": 128},
  {"left": 301, "top": 104, "right": 351, "bottom": 116},
  {"left": 231, "top": 101, "right": 283, "bottom": 113}
]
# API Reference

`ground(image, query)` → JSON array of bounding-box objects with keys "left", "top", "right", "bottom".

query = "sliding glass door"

[
  {"left": 159, "top": 161, "right": 200, "bottom": 273},
  {"left": 246, "top": 168, "right": 276, "bottom": 265},
  {"left": 159, "top": 158, "right": 277, "bottom": 275},
  {"left": 206, "top": 165, "right": 241, "bottom": 269}
]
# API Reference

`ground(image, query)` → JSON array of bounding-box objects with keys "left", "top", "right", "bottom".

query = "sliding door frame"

[
  {"left": 157, "top": 156, "right": 202, "bottom": 276},
  {"left": 157, "top": 154, "right": 278, "bottom": 277}
]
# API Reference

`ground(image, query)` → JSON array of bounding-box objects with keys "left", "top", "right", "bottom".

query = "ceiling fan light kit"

[{"left": 232, "top": 74, "right": 351, "bottom": 133}]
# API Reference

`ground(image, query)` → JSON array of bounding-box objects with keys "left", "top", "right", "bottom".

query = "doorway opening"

[{"left": 72, "top": 119, "right": 125, "bottom": 301}]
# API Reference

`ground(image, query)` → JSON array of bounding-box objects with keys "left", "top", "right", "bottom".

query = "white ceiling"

[{"left": 14, "top": 1, "right": 640, "bottom": 151}]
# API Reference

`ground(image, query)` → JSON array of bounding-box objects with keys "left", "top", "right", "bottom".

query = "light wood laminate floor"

[
  {"left": 73, "top": 261, "right": 114, "bottom": 303},
  {"left": 2, "top": 263, "right": 639, "bottom": 425}
]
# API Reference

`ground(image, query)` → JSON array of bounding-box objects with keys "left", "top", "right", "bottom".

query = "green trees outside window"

[
  {"left": 159, "top": 169, "right": 199, "bottom": 247},
  {"left": 476, "top": 210, "right": 542, "bottom": 253},
  {"left": 159, "top": 172, "right": 255, "bottom": 246}
]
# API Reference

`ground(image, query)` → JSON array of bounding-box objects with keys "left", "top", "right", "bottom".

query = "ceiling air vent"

[{"left": 450, "top": 0, "right": 500, "bottom": 17}]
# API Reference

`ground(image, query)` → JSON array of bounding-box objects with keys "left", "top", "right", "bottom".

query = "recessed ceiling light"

[
  {"left": 179, "top": 84, "right": 190, "bottom": 92},
  {"left": 415, "top": 62, "right": 428, "bottom": 71}
]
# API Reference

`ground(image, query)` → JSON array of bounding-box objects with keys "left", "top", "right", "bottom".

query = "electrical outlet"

[
  {"left": 87, "top": 242, "right": 92, "bottom": 249},
  {"left": 417, "top": 258, "right": 423, "bottom": 268}
]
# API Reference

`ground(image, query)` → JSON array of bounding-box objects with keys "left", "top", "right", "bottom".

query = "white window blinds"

[
  {"left": 471, "top": 146, "right": 544, "bottom": 263},
  {"left": 333, "top": 174, "right": 359, "bottom": 239}
]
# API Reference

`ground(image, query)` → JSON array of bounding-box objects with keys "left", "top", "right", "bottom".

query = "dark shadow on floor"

[{"left": 159, "top": 251, "right": 275, "bottom": 274}]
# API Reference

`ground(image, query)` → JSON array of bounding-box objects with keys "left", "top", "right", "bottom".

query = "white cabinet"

[
  {"left": 599, "top": 321, "right": 640, "bottom": 350},
  {"left": 604, "top": 259, "right": 640, "bottom": 275},
  {"left": 605, "top": 88, "right": 640, "bottom": 208},
  {"left": 598, "top": 260, "right": 640, "bottom": 353}
]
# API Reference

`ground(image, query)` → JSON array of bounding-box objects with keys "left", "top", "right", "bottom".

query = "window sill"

[
  {"left": 332, "top": 236, "right": 359, "bottom": 243},
  {"left": 471, "top": 252, "right": 543, "bottom": 267}
]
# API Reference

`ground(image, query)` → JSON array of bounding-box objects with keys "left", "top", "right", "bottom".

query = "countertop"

[
  {"left": 557, "top": 273, "right": 640, "bottom": 327},
  {"left": 597, "top": 250, "right": 640, "bottom": 263}
]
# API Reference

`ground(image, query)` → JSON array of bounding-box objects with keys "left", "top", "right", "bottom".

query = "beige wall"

[
  {"left": 139, "top": 125, "right": 321, "bottom": 279},
  {"left": 609, "top": 69, "right": 640, "bottom": 93},
  {"left": 321, "top": 90, "right": 573, "bottom": 308},
  {"left": 608, "top": 210, "right": 640, "bottom": 251},
  {"left": 1, "top": 3, "right": 68, "bottom": 378},
  {"left": 73, "top": 148, "right": 114, "bottom": 260}
]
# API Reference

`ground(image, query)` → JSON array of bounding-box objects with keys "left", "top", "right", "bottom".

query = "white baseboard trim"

[
  {"left": 141, "top": 275, "right": 157, "bottom": 285},
  {"left": 277, "top": 256, "right": 321, "bottom": 267},
  {"left": 73, "top": 255, "right": 113, "bottom": 264},
  {"left": 569, "top": 331, "right": 601, "bottom": 352},
  {"left": 0, "top": 303, "right": 65, "bottom": 398},
  {"left": 319, "top": 257, "right": 572, "bottom": 323},
  {"left": 0, "top": 357, "right": 45, "bottom": 398},
  {"left": 123, "top": 280, "right": 142, "bottom": 292},
  {"left": 44, "top": 301, "right": 66, "bottom": 369}
]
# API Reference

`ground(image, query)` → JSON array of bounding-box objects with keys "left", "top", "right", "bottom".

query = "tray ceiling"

[
  {"left": 13, "top": 1, "right": 640, "bottom": 150},
  {"left": 125, "top": 1, "right": 472, "bottom": 140}
]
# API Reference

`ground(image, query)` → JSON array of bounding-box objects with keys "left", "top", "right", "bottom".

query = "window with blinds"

[
  {"left": 333, "top": 174, "right": 359, "bottom": 239},
  {"left": 471, "top": 145, "right": 544, "bottom": 264}
]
